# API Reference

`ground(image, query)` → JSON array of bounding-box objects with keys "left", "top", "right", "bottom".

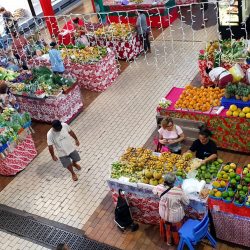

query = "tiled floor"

[{"left": 1, "top": 3, "right": 247, "bottom": 250}]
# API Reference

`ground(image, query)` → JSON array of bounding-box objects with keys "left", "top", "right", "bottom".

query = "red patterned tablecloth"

[
  {"left": 87, "top": 34, "right": 143, "bottom": 61},
  {"left": 28, "top": 52, "right": 118, "bottom": 92},
  {"left": 198, "top": 59, "right": 250, "bottom": 87},
  {"left": 16, "top": 84, "right": 83, "bottom": 124},
  {"left": 208, "top": 199, "right": 250, "bottom": 247},
  {"left": 108, "top": 179, "right": 207, "bottom": 225},
  {"left": 0, "top": 134, "right": 37, "bottom": 176},
  {"left": 157, "top": 87, "right": 250, "bottom": 153},
  {"left": 175, "top": 0, "right": 197, "bottom": 4}
]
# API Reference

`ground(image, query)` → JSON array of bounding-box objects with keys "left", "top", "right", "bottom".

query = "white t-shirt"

[
  {"left": 47, "top": 123, "right": 75, "bottom": 157},
  {"left": 158, "top": 125, "right": 183, "bottom": 140}
]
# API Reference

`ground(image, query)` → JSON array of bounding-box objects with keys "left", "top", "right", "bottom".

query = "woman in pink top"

[
  {"left": 153, "top": 173, "right": 189, "bottom": 246},
  {"left": 158, "top": 117, "right": 185, "bottom": 154}
]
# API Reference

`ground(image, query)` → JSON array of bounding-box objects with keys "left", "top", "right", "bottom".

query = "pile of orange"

[{"left": 175, "top": 85, "right": 225, "bottom": 112}]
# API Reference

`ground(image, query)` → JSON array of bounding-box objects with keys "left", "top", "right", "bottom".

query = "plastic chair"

[{"left": 177, "top": 213, "right": 216, "bottom": 250}]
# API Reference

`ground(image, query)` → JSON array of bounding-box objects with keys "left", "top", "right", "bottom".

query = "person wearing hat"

[
  {"left": 153, "top": 173, "right": 189, "bottom": 246},
  {"left": 47, "top": 120, "right": 81, "bottom": 181},
  {"left": 48, "top": 42, "right": 65, "bottom": 74}
]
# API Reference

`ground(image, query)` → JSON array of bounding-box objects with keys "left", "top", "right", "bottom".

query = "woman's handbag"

[{"left": 154, "top": 137, "right": 170, "bottom": 153}]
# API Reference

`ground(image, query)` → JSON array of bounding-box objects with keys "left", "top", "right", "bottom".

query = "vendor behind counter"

[{"left": 185, "top": 125, "right": 217, "bottom": 165}]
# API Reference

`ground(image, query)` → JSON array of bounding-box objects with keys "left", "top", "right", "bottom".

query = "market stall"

[
  {"left": 5, "top": 67, "right": 83, "bottom": 123},
  {"left": 108, "top": 148, "right": 212, "bottom": 224},
  {"left": 207, "top": 163, "right": 250, "bottom": 247},
  {"left": 157, "top": 87, "right": 250, "bottom": 153},
  {"left": 101, "top": 0, "right": 177, "bottom": 28},
  {"left": 108, "top": 178, "right": 207, "bottom": 224},
  {"left": 0, "top": 108, "right": 37, "bottom": 176},
  {"left": 198, "top": 39, "right": 250, "bottom": 87},
  {"left": 28, "top": 46, "right": 118, "bottom": 91},
  {"left": 86, "top": 23, "right": 142, "bottom": 60}
]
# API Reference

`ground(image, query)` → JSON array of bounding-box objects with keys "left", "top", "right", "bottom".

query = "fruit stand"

[
  {"left": 198, "top": 39, "right": 250, "bottom": 87},
  {"left": 0, "top": 108, "right": 37, "bottom": 176},
  {"left": 157, "top": 87, "right": 250, "bottom": 153},
  {"left": 208, "top": 163, "right": 250, "bottom": 247},
  {"left": 28, "top": 47, "right": 119, "bottom": 91},
  {"left": 86, "top": 23, "right": 142, "bottom": 61},
  {"left": 108, "top": 148, "right": 211, "bottom": 224},
  {"left": 102, "top": 0, "right": 177, "bottom": 28},
  {"left": 6, "top": 67, "right": 83, "bottom": 124}
]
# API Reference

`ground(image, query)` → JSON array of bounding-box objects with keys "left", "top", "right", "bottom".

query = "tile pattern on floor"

[{"left": 0, "top": 16, "right": 219, "bottom": 249}]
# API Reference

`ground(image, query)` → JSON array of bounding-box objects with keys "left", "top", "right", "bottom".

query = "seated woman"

[
  {"left": 185, "top": 125, "right": 217, "bottom": 165},
  {"left": 0, "top": 83, "right": 18, "bottom": 111},
  {"left": 153, "top": 173, "right": 189, "bottom": 246},
  {"left": 158, "top": 117, "right": 185, "bottom": 154}
]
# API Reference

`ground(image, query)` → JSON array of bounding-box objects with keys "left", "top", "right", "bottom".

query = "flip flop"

[{"left": 72, "top": 174, "right": 78, "bottom": 181}]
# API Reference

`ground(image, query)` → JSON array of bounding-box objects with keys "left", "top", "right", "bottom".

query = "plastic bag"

[
  {"left": 246, "top": 68, "right": 250, "bottom": 85},
  {"left": 182, "top": 178, "right": 206, "bottom": 195},
  {"left": 229, "top": 63, "right": 245, "bottom": 83}
]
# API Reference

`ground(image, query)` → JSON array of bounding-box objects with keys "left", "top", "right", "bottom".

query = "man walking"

[
  {"left": 47, "top": 120, "right": 81, "bottom": 181},
  {"left": 136, "top": 10, "right": 151, "bottom": 53}
]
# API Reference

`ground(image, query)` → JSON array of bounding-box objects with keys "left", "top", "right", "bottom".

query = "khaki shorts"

[{"left": 59, "top": 150, "right": 81, "bottom": 168}]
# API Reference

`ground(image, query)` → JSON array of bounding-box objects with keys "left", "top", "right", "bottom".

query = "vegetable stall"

[
  {"left": 101, "top": 0, "right": 177, "bottom": 28},
  {"left": 157, "top": 86, "right": 250, "bottom": 153},
  {"left": 5, "top": 67, "right": 83, "bottom": 124},
  {"left": 0, "top": 108, "right": 37, "bottom": 176},
  {"left": 28, "top": 46, "right": 118, "bottom": 91},
  {"left": 86, "top": 23, "right": 142, "bottom": 61},
  {"left": 199, "top": 39, "right": 250, "bottom": 87}
]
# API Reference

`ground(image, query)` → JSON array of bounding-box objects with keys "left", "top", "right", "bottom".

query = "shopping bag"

[
  {"left": 228, "top": 63, "right": 245, "bottom": 83},
  {"left": 154, "top": 138, "right": 170, "bottom": 153}
]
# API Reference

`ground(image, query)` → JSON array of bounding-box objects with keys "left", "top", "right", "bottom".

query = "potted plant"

[{"left": 225, "top": 83, "right": 237, "bottom": 98}]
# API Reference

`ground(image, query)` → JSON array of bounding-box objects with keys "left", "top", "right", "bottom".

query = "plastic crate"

[{"left": 221, "top": 97, "right": 250, "bottom": 109}]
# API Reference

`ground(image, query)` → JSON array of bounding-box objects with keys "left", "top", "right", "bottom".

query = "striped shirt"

[{"left": 153, "top": 184, "right": 189, "bottom": 223}]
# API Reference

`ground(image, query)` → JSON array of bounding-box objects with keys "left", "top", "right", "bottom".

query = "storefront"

[{"left": 218, "top": 0, "right": 250, "bottom": 39}]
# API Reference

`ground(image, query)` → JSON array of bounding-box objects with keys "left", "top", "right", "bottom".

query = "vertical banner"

[{"left": 39, "top": 0, "right": 59, "bottom": 37}]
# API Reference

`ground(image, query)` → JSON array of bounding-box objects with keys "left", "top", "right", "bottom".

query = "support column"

[{"left": 39, "top": 0, "right": 59, "bottom": 37}]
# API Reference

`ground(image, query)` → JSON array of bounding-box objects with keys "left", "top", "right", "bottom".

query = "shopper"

[
  {"left": 0, "top": 7, "right": 18, "bottom": 34},
  {"left": 158, "top": 117, "right": 185, "bottom": 154},
  {"left": 49, "top": 42, "right": 65, "bottom": 74},
  {"left": 47, "top": 120, "right": 81, "bottom": 181},
  {"left": 185, "top": 125, "right": 217, "bottom": 164},
  {"left": 0, "top": 82, "right": 17, "bottom": 111},
  {"left": 11, "top": 31, "right": 30, "bottom": 70},
  {"left": 136, "top": 10, "right": 151, "bottom": 53},
  {"left": 153, "top": 173, "right": 189, "bottom": 246}
]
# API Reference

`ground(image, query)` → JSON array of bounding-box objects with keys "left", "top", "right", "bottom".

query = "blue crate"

[{"left": 221, "top": 97, "right": 250, "bottom": 110}]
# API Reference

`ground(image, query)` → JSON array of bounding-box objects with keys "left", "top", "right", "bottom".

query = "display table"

[
  {"left": 102, "top": 0, "right": 177, "bottom": 28},
  {"left": 0, "top": 133, "right": 37, "bottom": 176},
  {"left": 28, "top": 51, "right": 118, "bottom": 91},
  {"left": 157, "top": 87, "right": 250, "bottom": 153},
  {"left": 108, "top": 178, "right": 207, "bottom": 225},
  {"left": 15, "top": 83, "right": 83, "bottom": 124},
  {"left": 208, "top": 198, "right": 250, "bottom": 247},
  {"left": 87, "top": 33, "right": 142, "bottom": 61},
  {"left": 198, "top": 59, "right": 250, "bottom": 87}
]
